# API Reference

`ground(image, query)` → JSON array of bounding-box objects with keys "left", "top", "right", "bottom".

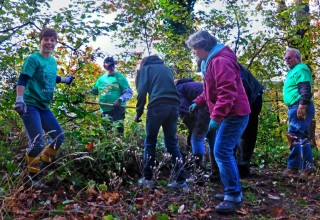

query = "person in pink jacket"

[{"left": 187, "top": 30, "right": 250, "bottom": 214}]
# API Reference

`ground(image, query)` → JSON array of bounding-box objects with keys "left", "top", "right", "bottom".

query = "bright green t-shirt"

[
  {"left": 283, "top": 63, "right": 313, "bottom": 106},
  {"left": 92, "top": 72, "right": 130, "bottom": 112},
  {"left": 21, "top": 52, "right": 57, "bottom": 110}
]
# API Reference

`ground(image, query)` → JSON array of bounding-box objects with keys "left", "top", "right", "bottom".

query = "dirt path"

[{"left": 2, "top": 166, "right": 320, "bottom": 219}]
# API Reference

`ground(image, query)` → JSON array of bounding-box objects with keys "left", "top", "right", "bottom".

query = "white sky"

[{"left": 49, "top": 0, "right": 126, "bottom": 65}]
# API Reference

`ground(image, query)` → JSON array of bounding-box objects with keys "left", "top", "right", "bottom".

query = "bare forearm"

[{"left": 16, "top": 85, "right": 25, "bottom": 96}]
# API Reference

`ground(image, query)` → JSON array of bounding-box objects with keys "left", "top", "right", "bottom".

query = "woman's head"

[{"left": 186, "top": 30, "right": 217, "bottom": 52}]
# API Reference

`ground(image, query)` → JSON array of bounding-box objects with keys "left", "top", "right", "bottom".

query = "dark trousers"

[
  {"left": 143, "top": 104, "right": 186, "bottom": 182},
  {"left": 235, "top": 95, "right": 263, "bottom": 175},
  {"left": 102, "top": 107, "right": 125, "bottom": 134}
]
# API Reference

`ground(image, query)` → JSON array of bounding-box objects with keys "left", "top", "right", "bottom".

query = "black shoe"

[
  {"left": 215, "top": 200, "right": 242, "bottom": 213},
  {"left": 238, "top": 165, "right": 250, "bottom": 178},
  {"left": 215, "top": 193, "right": 224, "bottom": 201}
]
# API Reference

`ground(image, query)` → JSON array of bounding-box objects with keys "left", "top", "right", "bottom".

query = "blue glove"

[
  {"left": 113, "top": 98, "right": 122, "bottom": 107},
  {"left": 208, "top": 119, "right": 220, "bottom": 132},
  {"left": 189, "top": 103, "right": 198, "bottom": 112},
  {"left": 14, "top": 96, "right": 27, "bottom": 116},
  {"left": 64, "top": 75, "right": 74, "bottom": 85}
]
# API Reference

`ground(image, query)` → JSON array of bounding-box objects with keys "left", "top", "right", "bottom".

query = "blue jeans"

[
  {"left": 143, "top": 104, "right": 186, "bottom": 182},
  {"left": 190, "top": 107, "right": 210, "bottom": 155},
  {"left": 210, "top": 115, "right": 249, "bottom": 202},
  {"left": 191, "top": 134, "right": 206, "bottom": 155},
  {"left": 287, "top": 103, "right": 315, "bottom": 169},
  {"left": 21, "top": 105, "right": 65, "bottom": 157}
]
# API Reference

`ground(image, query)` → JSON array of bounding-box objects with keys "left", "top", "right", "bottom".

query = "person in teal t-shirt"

[
  {"left": 283, "top": 48, "right": 315, "bottom": 176},
  {"left": 90, "top": 57, "right": 133, "bottom": 134},
  {"left": 14, "top": 28, "right": 74, "bottom": 187}
]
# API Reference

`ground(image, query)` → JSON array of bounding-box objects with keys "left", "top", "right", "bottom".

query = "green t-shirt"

[
  {"left": 283, "top": 63, "right": 313, "bottom": 106},
  {"left": 21, "top": 52, "right": 57, "bottom": 110},
  {"left": 92, "top": 72, "right": 130, "bottom": 112}
]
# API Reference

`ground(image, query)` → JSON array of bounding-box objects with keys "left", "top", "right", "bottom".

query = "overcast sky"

[{"left": 48, "top": 0, "right": 120, "bottom": 65}]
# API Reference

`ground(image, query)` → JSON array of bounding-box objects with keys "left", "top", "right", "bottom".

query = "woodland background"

[{"left": 1, "top": 0, "right": 320, "bottom": 219}]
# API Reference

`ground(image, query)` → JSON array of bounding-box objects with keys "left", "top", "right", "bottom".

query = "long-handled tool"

[{"left": 85, "top": 101, "right": 137, "bottom": 109}]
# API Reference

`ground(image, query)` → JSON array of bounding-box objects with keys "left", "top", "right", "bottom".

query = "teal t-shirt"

[
  {"left": 283, "top": 63, "right": 313, "bottom": 106},
  {"left": 92, "top": 72, "right": 130, "bottom": 112},
  {"left": 21, "top": 52, "right": 57, "bottom": 110}
]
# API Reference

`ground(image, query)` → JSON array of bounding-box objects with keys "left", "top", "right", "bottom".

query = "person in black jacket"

[
  {"left": 135, "top": 55, "right": 188, "bottom": 191},
  {"left": 235, "top": 64, "right": 264, "bottom": 177}
]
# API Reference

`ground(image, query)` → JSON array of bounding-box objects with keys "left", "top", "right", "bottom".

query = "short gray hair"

[
  {"left": 285, "top": 48, "right": 302, "bottom": 62},
  {"left": 186, "top": 30, "right": 217, "bottom": 52}
]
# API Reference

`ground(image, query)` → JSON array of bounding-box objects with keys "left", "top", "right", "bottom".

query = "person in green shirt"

[
  {"left": 90, "top": 57, "right": 133, "bottom": 134},
  {"left": 14, "top": 28, "right": 74, "bottom": 186},
  {"left": 283, "top": 48, "right": 315, "bottom": 176}
]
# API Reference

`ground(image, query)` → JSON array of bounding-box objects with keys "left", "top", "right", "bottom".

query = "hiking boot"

[
  {"left": 167, "top": 181, "right": 189, "bottom": 192},
  {"left": 215, "top": 193, "right": 224, "bottom": 201},
  {"left": 138, "top": 177, "right": 153, "bottom": 189},
  {"left": 283, "top": 168, "right": 299, "bottom": 177},
  {"left": 215, "top": 200, "right": 242, "bottom": 213}
]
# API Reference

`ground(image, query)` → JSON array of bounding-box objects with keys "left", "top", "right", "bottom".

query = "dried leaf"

[
  {"left": 135, "top": 197, "right": 144, "bottom": 206},
  {"left": 52, "top": 194, "right": 58, "bottom": 203},
  {"left": 272, "top": 206, "right": 288, "bottom": 219},
  {"left": 236, "top": 207, "right": 249, "bottom": 215},
  {"left": 86, "top": 185, "right": 98, "bottom": 195},
  {"left": 101, "top": 192, "right": 119, "bottom": 204},
  {"left": 86, "top": 141, "right": 94, "bottom": 151}
]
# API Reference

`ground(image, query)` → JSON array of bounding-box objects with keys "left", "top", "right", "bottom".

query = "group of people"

[{"left": 14, "top": 28, "right": 315, "bottom": 214}]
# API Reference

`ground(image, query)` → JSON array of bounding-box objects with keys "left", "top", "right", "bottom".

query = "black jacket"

[{"left": 135, "top": 55, "right": 180, "bottom": 117}]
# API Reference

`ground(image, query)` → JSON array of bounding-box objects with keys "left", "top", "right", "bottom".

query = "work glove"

[
  {"left": 64, "top": 75, "right": 74, "bottom": 85},
  {"left": 134, "top": 114, "right": 142, "bottom": 123},
  {"left": 113, "top": 98, "right": 122, "bottom": 108},
  {"left": 208, "top": 119, "right": 220, "bottom": 132},
  {"left": 189, "top": 103, "right": 198, "bottom": 112},
  {"left": 14, "top": 96, "right": 27, "bottom": 116}
]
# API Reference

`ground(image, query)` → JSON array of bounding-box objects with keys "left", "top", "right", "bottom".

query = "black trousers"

[
  {"left": 102, "top": 107, "right": 125, "bottom": 134},
  {"left": 235, "top": 95, "right": 263, "bottom": 175}
]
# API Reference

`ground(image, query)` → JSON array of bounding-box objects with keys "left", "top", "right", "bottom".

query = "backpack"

[{"left": 238, "top": 63, "right": 264, "bottom": 105}]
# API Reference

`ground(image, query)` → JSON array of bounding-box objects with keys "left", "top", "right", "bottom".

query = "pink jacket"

[{"left": 193, "top": 46, "right": 250, "bottom": 122}]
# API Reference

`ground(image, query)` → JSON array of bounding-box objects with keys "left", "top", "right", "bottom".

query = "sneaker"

[
  {"left": 215, "top": 200, "right": 242, "bottom": 213},
  {"left": 186, "top": 175, "right": 196, "bottom": 183},
  {"left": 138, "top": 177, "right": 153, "bottom": 189},
  {"left": 283, "top": 168, "right": 299, "bottom": 177},
  {"left": 215, "top": 193, "right": 224, "bottom": 201},
  {"left": 167, "top": 181, "right": 189, "bottom": 192}
]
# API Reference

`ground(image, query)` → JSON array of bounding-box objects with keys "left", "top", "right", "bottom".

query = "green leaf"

[
  {"left": 157, "top": 213, "right": 169, "bottom": 220},
  {"left": 103, "top": 215, "right": 114, "bottom": 220},
  {"left": 168, "top": 204, "right": 179, "bottom": 213}
]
